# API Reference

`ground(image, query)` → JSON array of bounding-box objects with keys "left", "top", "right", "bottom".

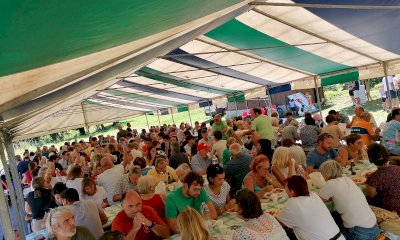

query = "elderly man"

[
  {"left": 147, "top": 157, "right": 178, "bottom": 185},
  {"left": 46, "top": 206, "right": 96, "bottom": 240},
  {"left": 351, "top": 106, "right": 378, "bottom": 129},
  {"left": 212, "top": 114, "right": 228, "bottom": 140},
  {"left": 165, "top": 171, "right": 217, "bottom": 233},
  {"left": 60, "top": 188, "right": 107, "bottom": 239},
  {"left": 190, "top": 143, "right": 213, "bottom": 175},
  {"left": 113, "top": 165, "right": 142, "bottom": 202},
  {"left": 351, "top": 112, "right": 375, "bottom": 146},
  {"left": 96, "top": 156, "right": 125, "bottom": 205},
  {"left": 306, "top": 133, "right": 342, "bottom": 173},
  {"left": 224, "top": 143, "right": 253, "bottom": 193},
  {"left": 112, "top": 190, "right": 170, "bottom": 240}
]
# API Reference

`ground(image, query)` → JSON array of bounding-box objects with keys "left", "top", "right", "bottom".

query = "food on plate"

[
  {"left": 264, "top": 188, "right": 285, "bottom": 199},
  {"left": 352, "top": 177, "right": 366, "bottom": 185}
]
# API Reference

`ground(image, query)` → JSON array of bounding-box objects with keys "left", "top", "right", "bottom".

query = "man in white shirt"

[
  {"left": 382, "top": 75, "right": 399, "bottom": 108},
  {"left": 61, "top": 188, "right": 108, "bottom": 239},
  {"left": 211, "top": 130, "right": 226, "bottom": 161},
  {"left": 96, "top": 156, "right": 125, "bottom": 205},
  {"left": 58, "top": 150, "right": 71, "bottom": 171}
]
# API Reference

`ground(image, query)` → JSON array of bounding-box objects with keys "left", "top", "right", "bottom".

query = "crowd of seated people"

[{"left": 13, "top": 107, "right": 400, "bottom": 239}]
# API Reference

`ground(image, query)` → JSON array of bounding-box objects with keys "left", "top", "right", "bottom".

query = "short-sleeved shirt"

[
  {"left": 26, "top": 189, "right": 52, "bottom": 219},
  {"left": 165, "top": 187, "right": 210, "bottom": 219},
  {"left": 82, "top": 185, "right": 107, "bottom": 207},
  {"left": 351, "top": 120, "right": 373, "bottom": 146},
  {"left": 115, "top": 174, "right": 138, "bottom": 196},
  {"left": 319, "top": 177, "right": 376, "bottom": 228},
  {"left": 212, "top": 121, "right": 228, "bottom": 140},
  {"left": 321, "top": 125, "right": 343, "bottom": 148},
  {"left": 97, "top": 164, "right": 125, "bottom": 205},
  {"left": 147, "top": 166, "right": 178, "bottom": 185},
  {"left": 252, "top": 115, "right": 274, "bottom": 140},
  {"left": 69, "top": 200, "right": 104, "bottom": 238},
  {"left": 278, "top": 192, "right": 345, "bottom": 240},
  {"left": 366, "top": 166, "right": 400, "bottom": 214},
  {"left": 233, "top": 213, "right": 289, "bottom": 240},
  {"left": 112, "top": 205, "right": 166, "bottom": 240},
  {"left": 382, "top": 120, "right": 400, "bottom": 155},
  {"left": 204, "top": 181, "right": 230, "bottom": 210},
  {"left": 300, "top": 125, "right": 320, "bottom": 148},
  {"left": 306, "top": 149, "right": 338, "bottom": 169},
  {"left": 224, "top": 154, "right": 253, "bottom": 192},
  {"left": 190, "top": 154, "right": 212, "bottom": 173},
  {"left": 169, "top": 152, "right": 190, "bottom": 169}
]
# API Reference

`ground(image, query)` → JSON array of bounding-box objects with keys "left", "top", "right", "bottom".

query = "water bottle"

[
  {"left": 350, "top": 160, "right": 356, "bottom": 175},
  {"left": 201, "top": 202, "right": 210, "bottom": 221}
]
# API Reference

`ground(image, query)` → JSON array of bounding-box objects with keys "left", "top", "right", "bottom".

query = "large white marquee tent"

[{"left": 1, "top": 0, "right": 400, "bottom": 237}]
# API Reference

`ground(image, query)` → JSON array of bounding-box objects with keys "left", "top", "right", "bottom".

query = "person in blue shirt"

[
  {"left": 306, "top": 133, "right": 342, "bottom": 173},
  {"left": 382, "top": 108, "right": 400, "bottom": 155}
]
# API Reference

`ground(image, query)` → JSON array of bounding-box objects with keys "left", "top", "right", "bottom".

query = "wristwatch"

[{"left": 148, "top": 221, "right": 156, "bottom": 229}]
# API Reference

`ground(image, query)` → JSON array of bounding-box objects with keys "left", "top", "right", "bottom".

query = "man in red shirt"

[{"left": 111, "top": 190, "right": 170, "bottom": 240}]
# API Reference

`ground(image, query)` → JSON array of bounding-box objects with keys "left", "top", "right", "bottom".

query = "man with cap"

[{"left": 190, "top": 143, "right": 213, "bottom": 175}]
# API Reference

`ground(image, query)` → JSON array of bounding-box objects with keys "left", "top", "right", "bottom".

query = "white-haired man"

[
  {"left": 223, "top": 143, "right": 253, "bottom": 193},
  {"left": 46, "top": 206, "right": 95, "bottom": 240}
]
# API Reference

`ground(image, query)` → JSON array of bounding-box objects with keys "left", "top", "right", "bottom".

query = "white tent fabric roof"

[{"left": 4, "top": 1, "right": 400, "bottom": 140}]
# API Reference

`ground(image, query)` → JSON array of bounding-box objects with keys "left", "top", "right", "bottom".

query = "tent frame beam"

[
  {"left": 1, "top": 3, "right": 252, "bottom": 130},
  {"left": 249, "top": 2, "right": 400, "bottom": 10},
  {"left": 252, "top": 9, "right": 381, "bottom": 62},
  {"left": 197, "top": 37, "right": 313, "bottom": 76}
]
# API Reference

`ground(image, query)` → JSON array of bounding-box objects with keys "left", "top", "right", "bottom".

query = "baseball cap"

[{"left": 197, "top": 143, "right": 211, "bottom": 151}]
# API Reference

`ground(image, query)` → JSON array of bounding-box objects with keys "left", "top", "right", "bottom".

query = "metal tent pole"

[
  {"left": 187, "top": 106, "right": 193, "bottom": 126},
  {"left": 265, "top": 87, "right": 272, "bottom": 109},
  {"left": 171, "top": 108, "right": 175, "bottom": 124},
  {"left": 0, "top": 136, "right": 27, "bottom": 239},
  {"left": 208, "top": 101, "right": 212, "bottom": 119},
  {"left": 235, "top": 100, "right": 239, "bottom": 117},
  {"left": 314, "top": 76, "right": 323, "bottom": 120},
  {"left": 383, "top": 62, "right": 392, "bottom": 109},
  {"left": 81, "top": 102, "right": 90, "bottom": 135},
  {"left": 157, "top": 110, "right": 161, "bottom": 126},
  {"left": 144, "top": 113, "right": 150, "bottom": 131},
  {"left": 0, "top": 170, "right": 13, "bottom": 240}
]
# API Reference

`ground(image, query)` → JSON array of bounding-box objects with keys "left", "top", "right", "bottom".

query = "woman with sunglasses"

[{"left": 243, "top": 155, "right": 282, "bottom": 198}]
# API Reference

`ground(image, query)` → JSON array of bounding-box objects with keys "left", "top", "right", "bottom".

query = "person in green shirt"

[
  {"left": 165, "top": 171, "right": 217, "bottom": 234},
  {"left": 212, "top": 114, "right": 228, "bottom": 140},
  {"left": 251, "top": 108, "right": 275, "bottom": 160}
]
